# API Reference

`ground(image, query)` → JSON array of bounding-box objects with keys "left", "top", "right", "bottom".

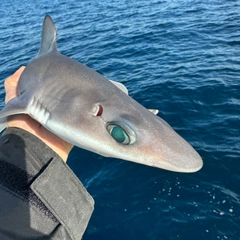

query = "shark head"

[
  {"left": 71, "top": 98, "right": 203, "bottom": 173},
  {"left": 0, "top": 15, "right": 203, "bottom": 173}
]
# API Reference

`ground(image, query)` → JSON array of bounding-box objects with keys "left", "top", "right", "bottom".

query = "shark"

[{"left": 0, "top": 15, "right": 203, "bottom": 172}]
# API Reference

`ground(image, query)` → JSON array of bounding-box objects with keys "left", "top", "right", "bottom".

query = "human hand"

[{"left": 4, "top": 67, "right": 73, "bottom": 162}]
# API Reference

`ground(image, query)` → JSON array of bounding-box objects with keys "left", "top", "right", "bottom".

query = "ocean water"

[{"left": 0, "top": 0, "right": 239, "bottom": 239}]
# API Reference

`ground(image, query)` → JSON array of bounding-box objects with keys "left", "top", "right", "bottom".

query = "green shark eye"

[
  {"left": 107, "top": 122, "right": 136, "bottom": 145},
  {"left": 108, "top": 125, "right": 129, "bottom": 144}
]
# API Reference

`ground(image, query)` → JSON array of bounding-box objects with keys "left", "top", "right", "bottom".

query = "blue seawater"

[{"left": 0, "top": 0, "right": 239, "bottom": 239}]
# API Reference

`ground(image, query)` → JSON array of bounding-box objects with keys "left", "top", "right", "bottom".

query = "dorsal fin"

[{"left": 38, "top": 15, "right": 57, "bottom": 57}]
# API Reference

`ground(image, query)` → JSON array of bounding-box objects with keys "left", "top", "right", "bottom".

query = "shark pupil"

[{"left": 111, "top": 126, "right": 128, "bottom": 143}]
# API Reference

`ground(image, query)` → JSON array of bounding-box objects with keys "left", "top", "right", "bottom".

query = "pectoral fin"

[
  {"left": 148, "top": 109, "right": 159, "bottom": 115},
  {"left": 0, "top": 97, "right": 28, "bottom": 132},
  {"left": 109, "top": 80, "right": 128, "bottom": 95}
]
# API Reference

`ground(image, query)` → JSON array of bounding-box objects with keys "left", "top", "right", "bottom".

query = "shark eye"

[
  {"left": 107, "top": 125, "right": 129, "bottom": 144},
  {"left": 107, "top": 122, "right": 136, "bottom": 145}
]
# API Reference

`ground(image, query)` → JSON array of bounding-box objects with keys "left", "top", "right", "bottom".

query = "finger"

[
  {"left": 4, "top": 66, "right": 25, "bottom": 90},
  {"left": 4, "top": 66, "right": 25, "bottom": 103}
]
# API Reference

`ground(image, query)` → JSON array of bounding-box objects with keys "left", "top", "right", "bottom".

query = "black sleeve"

[{"left": 0, "top": 127, "right": 94, "bottom": 240}]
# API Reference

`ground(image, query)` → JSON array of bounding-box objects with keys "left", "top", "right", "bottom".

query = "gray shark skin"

[{"left": 0, "top": 15, "right": 203, "bottom": 172}]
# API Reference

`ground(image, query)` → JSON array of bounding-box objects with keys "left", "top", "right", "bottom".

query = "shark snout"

[
  {"left": 119, "top": 115, "right": 204, "bottom": 173},
  {"left": 148, "top": 132, "right": 203, "bottom": 173},
  {"left": 154, "top": 148, "right": 203, "bottom": 173}
]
